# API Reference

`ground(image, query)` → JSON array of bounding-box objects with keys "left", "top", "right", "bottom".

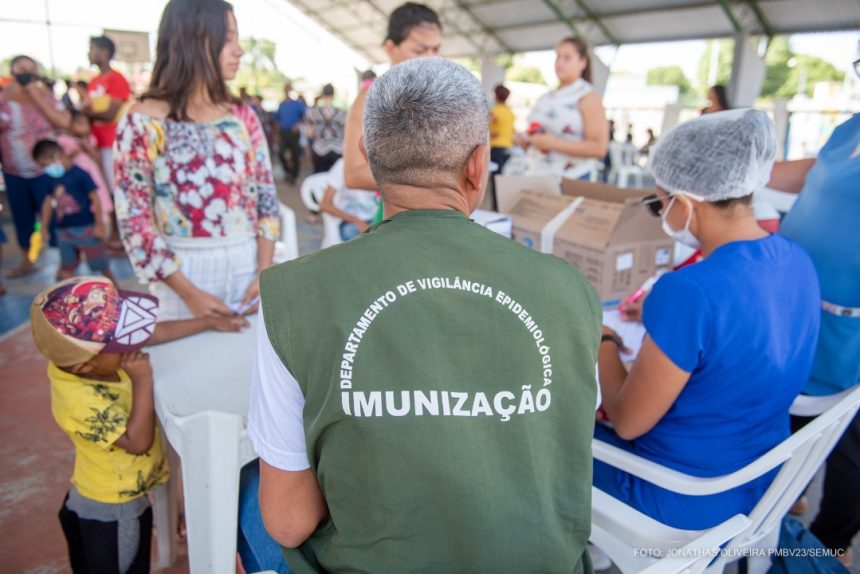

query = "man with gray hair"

[{"left": 249, "top": 57, "right": 601, "bottom": 573}]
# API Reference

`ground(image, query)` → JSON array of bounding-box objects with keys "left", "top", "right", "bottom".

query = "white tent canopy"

[{"left": 286, "top": 0, "right": 860, "bottom": 63}]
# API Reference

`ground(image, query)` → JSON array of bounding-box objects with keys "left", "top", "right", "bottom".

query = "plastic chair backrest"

[
  {"left": 725, "top": 385, "right": 860, "bottom": 554},
  {"left": 299, "top": 172, "right": 330, "bottom": 212},
  {"left": 639, "top": 515, "right": 751, "bottom": 574},
  {"left": 789, "top": 384, "right": 859, "bottom": 418},
  {"left": 277, "top": 202, "right": 299, "bottom": 261},
  {"left": 608, "top": 141, "right": 625, "bottom": 169}
]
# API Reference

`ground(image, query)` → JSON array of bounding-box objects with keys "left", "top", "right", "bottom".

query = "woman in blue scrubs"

[
  {"left": 596, "top": 109, "right": 821, "bottom": 530},
  {"left": 770, "top": 103, "right": 860, "bottom": 565}
]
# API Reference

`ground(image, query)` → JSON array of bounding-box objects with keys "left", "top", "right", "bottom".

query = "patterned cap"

[{"left": 31, "top": 276, "right": 159, "bottom": 366}]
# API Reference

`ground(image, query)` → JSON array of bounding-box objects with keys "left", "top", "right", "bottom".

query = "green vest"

[{"left": 261, "top": 209, "right": 601, "bottom": 573}]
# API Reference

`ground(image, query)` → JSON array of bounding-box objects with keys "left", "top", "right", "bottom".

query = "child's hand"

[
  {"left": 121, "top": 351, "right": 153, "bottom": 382},
  {"left": 208, "top": 315, "right": 251, "bottom": 333},
  {"left": 94, "top": 223, "right": 109, "bottom": 241}
]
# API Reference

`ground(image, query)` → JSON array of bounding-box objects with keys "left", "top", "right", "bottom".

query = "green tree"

[
  {"left": 697, "top": 39, "right": 733, "bottom": 94},
  {"left": 761, "top": 36, "right": 844, "bottom": 98},
  {"left": 646, "top": 65, "right": 692, "bottom": 95},
  {"left": 233, "top": 37, "right": 287, "bottom": 94},
  {"left": 506, "top": 64, "right": 546, "bottom": 85}
]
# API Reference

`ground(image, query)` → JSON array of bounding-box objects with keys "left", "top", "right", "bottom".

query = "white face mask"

[{"left": 661, "top": 194, "right": 701, "bottom": 249}]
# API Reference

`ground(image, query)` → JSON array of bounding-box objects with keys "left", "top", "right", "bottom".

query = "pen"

[{"left": 619, "top": 270, "right": 666, "bottom": 312}]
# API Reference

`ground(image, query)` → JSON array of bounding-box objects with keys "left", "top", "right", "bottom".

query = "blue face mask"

[{"left": 44, "top": 162, "right": 66, "bottom": 179}]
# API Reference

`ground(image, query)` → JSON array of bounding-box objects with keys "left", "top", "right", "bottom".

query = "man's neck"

[
  {"left": 382, "top": 184, "right": 473, "bottom": 219},
  {"left": 97, "top": 62, "right": 111, "bottom": 75}
]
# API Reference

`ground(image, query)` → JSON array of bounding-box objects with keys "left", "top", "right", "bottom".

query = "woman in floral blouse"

[{"left": 114, "top": 0, "right": 279, "bottom": 320}]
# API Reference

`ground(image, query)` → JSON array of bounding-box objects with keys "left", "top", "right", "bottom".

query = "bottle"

[{"left": 28, "top": 222, "right": 43, "bottom": 263}]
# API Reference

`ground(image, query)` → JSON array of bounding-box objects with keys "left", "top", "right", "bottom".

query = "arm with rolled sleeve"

[
  {"left": 113, "top": 114, "right": 180, "bottom": 283},
  {"left": 248, "top": 308, "right": 327, "bottom": 548}
]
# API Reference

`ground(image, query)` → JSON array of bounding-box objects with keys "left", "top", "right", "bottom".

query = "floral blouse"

[{"left": 114, "top": 104, "right": 280, "bottom": 283}]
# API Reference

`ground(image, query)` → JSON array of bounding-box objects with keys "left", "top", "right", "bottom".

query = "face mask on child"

[
  {"left": 661, "top": 194, "right": 702, "bottom": 249},
  {"left": 44, "top": 162, "right": 66, "bottom": 179}
]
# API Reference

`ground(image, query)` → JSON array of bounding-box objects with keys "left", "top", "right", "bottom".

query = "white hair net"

[{"left": 649, "top": 108, "right": 777, "bottom": 202}]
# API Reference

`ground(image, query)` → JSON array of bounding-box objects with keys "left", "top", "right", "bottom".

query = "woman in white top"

[{"left": 516, "top": 37, "right": 608, "bottom": 177}]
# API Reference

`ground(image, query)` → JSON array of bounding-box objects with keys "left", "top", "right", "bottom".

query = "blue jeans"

[
  {"left": 339, "top": 221, "right": 369, "bottom": 241},
  {"left": 238, "top": 461, "right": 291, "bottom": 574},
  {"left": 4, "top": 172, "right": 52, "bottom": 249}
]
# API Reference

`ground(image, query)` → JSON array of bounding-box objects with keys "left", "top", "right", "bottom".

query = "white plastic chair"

[
  {"left": 299, "top": 172, "right": 342, "bottom": 249},
  {"left": 638, "top": 515, "right": 751, "bottom": 574},
  {"left": 790, "top": 384, "right": 860, "bottom": 417},
  {"left": 590, "top": 384, "right": 860, "bottom": 574},
  {"left": 273, "top": 202, "right": 299, "bottom": 263},
  {"left": 607, "top": 141, "right": 645, "bottom": 188}
]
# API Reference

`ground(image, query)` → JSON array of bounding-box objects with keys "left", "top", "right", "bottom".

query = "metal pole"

[{"left": 45, "top": 0, "right": 56, "bottom": 74}]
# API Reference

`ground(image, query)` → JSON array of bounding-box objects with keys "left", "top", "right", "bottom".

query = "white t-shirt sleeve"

[{"left": 247, "top": 307, "right": 310, "bottom": 471}]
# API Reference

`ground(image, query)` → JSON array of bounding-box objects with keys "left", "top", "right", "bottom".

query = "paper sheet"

[{"left": 602, "top": 309, "right": 646, "bottom": 362}]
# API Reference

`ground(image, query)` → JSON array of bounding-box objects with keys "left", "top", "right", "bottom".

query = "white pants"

[{"left": 151, "top": 235, "right": 258, "bottom": 320}]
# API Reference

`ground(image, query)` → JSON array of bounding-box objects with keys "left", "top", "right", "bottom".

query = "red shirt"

[{"left": 87, "top": 69, "right": 131, "bottom": 149}]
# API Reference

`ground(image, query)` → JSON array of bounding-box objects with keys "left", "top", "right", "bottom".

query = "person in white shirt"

[
  {"left": 513, "top": 37, "right": 609, "bottom": 177},
  {"left": 318, "top": 159, "right": 379, "bottom": 241}
]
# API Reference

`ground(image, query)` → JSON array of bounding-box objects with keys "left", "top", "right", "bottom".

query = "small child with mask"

[
  {"left": 33, "top": 138, "right": 111, "bottom": 281},
  {"left": 32, "top": 276, "right": 249, "bottom": 573}
]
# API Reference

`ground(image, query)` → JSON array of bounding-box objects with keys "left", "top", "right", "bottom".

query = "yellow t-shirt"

[
  {"left": 49, "top": 362, "right": 169, "bottom": 503},
  {"left": 490, "top": 103, "right": 515, "bottom": 149}
]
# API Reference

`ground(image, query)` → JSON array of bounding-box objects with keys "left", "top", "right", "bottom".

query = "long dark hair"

[
  {"left": 560, "top": 37, "right": 592, "bottom": 83},
  {"left": 142, "top": 0, "right": 239, "bottom": 121},
  {"left": 709, "top": 84, "right": 730, "bottom": 111}
]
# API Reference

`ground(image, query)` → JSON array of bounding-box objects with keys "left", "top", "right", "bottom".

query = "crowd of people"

[{"left": 0, "top": 0, "right": 857, "bottom": 572}]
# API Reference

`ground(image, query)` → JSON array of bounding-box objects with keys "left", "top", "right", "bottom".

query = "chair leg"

[{"left": 153, "top": 443, "right": 181, "bottom": 568}]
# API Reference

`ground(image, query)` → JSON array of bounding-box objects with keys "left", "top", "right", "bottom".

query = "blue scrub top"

[
  {"left": 780, "top": 114, "right": 860, "bottom": 395},
  {"left": 593, "top": 235, "right": 820, "bottom": 530}
]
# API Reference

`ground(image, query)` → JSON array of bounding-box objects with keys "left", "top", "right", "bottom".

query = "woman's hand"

[
  {"left": 207, "top": 315, "right": 251, "bottom": 333},
  {"left": 619, "top": 296, "right": 645, "bottom": 322},
  {"left": 183, "top": 286, "right": 233, "bottom": 319},
  {"left": 528, "top": 133, "right": 557, "bottom": 153},
  {"left": 238, "top": 275, "right": 261, "bottom": 315},
  {"left": 353, "top": 219, "right": 370, "bottom": 233},
  {"left": 601, "top": 325, "right": 632, "bottom": 355}
]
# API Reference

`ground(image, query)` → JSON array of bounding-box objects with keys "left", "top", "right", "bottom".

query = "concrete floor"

[{"left": 0, "top": 167, "right": 856, "bottom": 573}]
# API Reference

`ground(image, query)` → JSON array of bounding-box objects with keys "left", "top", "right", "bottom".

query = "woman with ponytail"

[{"left": 515, "top": 37, "right": 608, "bottom": 177}]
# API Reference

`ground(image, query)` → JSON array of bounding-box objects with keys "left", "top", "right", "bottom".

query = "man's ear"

[
  {"left": 359, "top": 136, "right": 369, "bottom": 163},
  {"left": 383, "top": 39, "right": 397, "bottom": 62},
  {"left": 464, "top": 144, "right": 489, "bottom": 198}
]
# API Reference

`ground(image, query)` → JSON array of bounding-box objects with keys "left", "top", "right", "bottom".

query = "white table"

[{"left": 149, "top": 315, "right": 260, "bottom": 573}]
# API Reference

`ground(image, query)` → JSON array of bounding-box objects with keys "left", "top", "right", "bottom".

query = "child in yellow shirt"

[{"left": 31, "top": 276, "right": 248, "bottom": 573}]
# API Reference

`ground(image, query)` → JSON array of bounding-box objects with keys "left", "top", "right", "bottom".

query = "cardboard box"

[{"left": 503, "top": 178, "right": 674, "bottom": 305}]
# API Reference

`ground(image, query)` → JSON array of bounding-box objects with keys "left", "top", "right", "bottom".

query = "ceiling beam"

[
  {"left": 572, "top": 0, "right": 618, "bottom": 45},
  {"left": 745, "top": 0, "right": 774, "bottom": 38},
  {"left": 716, "top": 0, "right": 743, "bottom": 33},
  {"left": 287, "top": 0, "right": 379, "bottom": 62},
  {"left": 540, "top": 0, "right": 584, "bottom": 37},
  {"left": 449, "top": 0, "right": 514, "bottom": 53}
]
